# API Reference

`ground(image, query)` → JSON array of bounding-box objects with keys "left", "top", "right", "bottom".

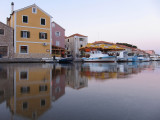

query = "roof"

[
  {"left": 66, "top": 33, "right": 87, "bottom": 38},
  {"left": 52, "top": 21, "right": 65, "bottom": 30},
  {"left": 93, "top": 41, "right": 115, "bottom": 45},
  {"left": 0, "top": 21, "right": 13, "bottom": 29},
  {"left": 14, "top": 4, "right": 52, "bottom": 18}
]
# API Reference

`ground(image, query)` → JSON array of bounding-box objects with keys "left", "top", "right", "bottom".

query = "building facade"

[
  {"left": 0, "top": 22, "right": 14, "bottom": 58},
  {"left": 52, "top": 21, "right": 65, "bottom": 57},
  {"left": 7, "top": 3, "right": 52, "bottom": 58},
  {"left": 65, "top": 33, "right": 88, "bottom": 58}
]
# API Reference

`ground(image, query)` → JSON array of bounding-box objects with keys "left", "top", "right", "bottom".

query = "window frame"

[
  {"left": 56, "top": 41, "right": 60, "bottom": 46},
  {"left": 40, "top": 99, "right": 46, "bottom": 107},
  {"left": 21, "top": 86, "right": 30, "bottom": 94},
  {"left": 0, "top": 29, "right": 5, "bottom": 36},
  {"left": 39, "top": 32, "right": 47, "bottom": 40},
  {"left": 19, "top": 70, "right": 28, "bottom": 80},
  {"left": 32, "top": 7, "right": 37, "bottom": 14},
  {"left": 19, "top": 45, "right": 28, "bottom": 54},
  {"left": 21, "top": 31, "right": 30, "bottom": 38},
  {"left": 40, "top": 18, "right": 46, "bottom": 26},
  {"left": 79, "top": 38, "right": 84, "bottom": 41},
  {"left": 22, "top": 15, "right": 28, "bottom": 23},
  {"left": 22, "top": 102, "right": 28, "bottom": 110},
  {"left": 55, "top": 31, "right": 61, "bottom": 37}
]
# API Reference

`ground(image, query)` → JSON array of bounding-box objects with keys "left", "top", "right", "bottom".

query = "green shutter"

[
  {"left": 27, "top": 32, "right": 30, "bottom": 38},
  {"left": 21, "top": 31, "right": 23, "bottom": 37},
  {"left": 45, "top": 33, "right": 47, "bottom": 39},
  {"left": 39, "top": 33, "right": 41, "bottom": 39}
]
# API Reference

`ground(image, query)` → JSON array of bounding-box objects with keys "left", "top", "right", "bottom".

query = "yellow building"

[{"left": 7, "top": 3, "right": 52, "bottom": 58}]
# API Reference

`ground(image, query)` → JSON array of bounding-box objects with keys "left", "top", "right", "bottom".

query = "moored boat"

[
  {"left": 59, "top": 57, "right": 73, "bottom": 63},
  {"left": 82, "top": 51, "right": 116, "bottom": 62}
]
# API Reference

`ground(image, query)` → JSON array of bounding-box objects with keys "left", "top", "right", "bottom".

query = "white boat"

[
  {"left": 150, "top": 55, "right": 159, "bottom": 61},
  {"left": 117, "top": 51, "right": 128, "bottom": 62},
  {"left": 138, "top": 55, "right": 150, "bottom": 62},
  {"left": 82, "top": 51, "right": 116, "bottom": 62},
  {"left": 127, "top": 53, "right": 138, "bottom": 62}
]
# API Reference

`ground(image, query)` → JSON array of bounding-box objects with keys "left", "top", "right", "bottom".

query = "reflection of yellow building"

[
  {"left": 8, "top": 65, "right": 52, "bottom": 119},
  {"left": 7, "top": 3, "right": 52, "bottom": 58}
]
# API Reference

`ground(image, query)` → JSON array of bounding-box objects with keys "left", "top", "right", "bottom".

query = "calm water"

[{"left": 0, "top": 62, "right": 160, "bottom": 120}]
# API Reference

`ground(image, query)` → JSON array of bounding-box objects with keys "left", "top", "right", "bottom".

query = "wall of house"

[
  {"left": 65, "top": 36, "right": 88, "bottom": 58},
  {"left": 52, "top": 22, "right": 65, "bottom": 48},
  {"left": 0, "top": 22, "right": 14, "bottom": 58},
  {"left": 13, "top": 5, "right": 52, "bottom": 58}
]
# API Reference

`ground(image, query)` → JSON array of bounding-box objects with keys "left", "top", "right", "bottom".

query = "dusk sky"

[{"left": 1, "top": 0, "right": 160, "bottom": 54}]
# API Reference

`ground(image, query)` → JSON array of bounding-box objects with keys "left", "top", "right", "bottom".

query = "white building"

[{"left": 65, "top": 33, "right": 88, "bottom": 58}]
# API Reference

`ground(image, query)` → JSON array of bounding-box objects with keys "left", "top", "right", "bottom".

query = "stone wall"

[
  {"left": 0, "top": 22, "right": 14, "bottom": 58},
  {"left": 14, "top": 53, "right": 52, "bottom": 58}
]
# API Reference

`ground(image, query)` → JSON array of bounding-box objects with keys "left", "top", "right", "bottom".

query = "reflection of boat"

[{"left": 82, "top": 51, "right": 116, "bottom": 62}]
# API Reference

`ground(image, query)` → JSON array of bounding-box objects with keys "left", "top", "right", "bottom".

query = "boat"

[
  {"left": 59, "top": 57, "right": 73, "bottom": 63},
  {"left": 127, "top": 53, "right": 138, "bottom": 62},
  {"left": 41, "top": 57, "right": 58, "bottom": 63},
  {"left": 117, "top": 51, "right": 128, "bottom": 62},
  {"left": 137, "top": 55, "right": 150, "bottom": 62},
  {"left": 150, "top": 55, "right": 159, "bottom": 61},
  {"left": 82, "top": 50, "right": 116, "bottom": 62}
]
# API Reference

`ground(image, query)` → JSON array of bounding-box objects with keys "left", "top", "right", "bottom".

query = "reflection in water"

[
  {"left": 81, "top": 62, "right": 155, "bottom": 80},
  {"left": 0, "top": 62, "right": 159, "bottom": 119}
]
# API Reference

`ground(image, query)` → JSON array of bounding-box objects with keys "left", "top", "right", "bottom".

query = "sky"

[{"left": 1, "top": 0, "right": 160, "bottom": 54}]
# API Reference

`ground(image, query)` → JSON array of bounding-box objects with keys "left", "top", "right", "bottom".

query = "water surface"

[{"left": 0, "top": 62, "right": 160, "bottom": 120}]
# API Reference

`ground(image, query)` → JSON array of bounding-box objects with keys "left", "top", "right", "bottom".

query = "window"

[
  {"left": 23, "top": 16, "right": 28, "bottom": 23},
  {"left": 21, "top": 31, "right": 30, "bottom": 38},
  {"left": 41, "top": 99, "right": 46, "bottom": 106},
  {"left": 55, "top": 32, "right": 60, "bottom": 37},
  {"left": 20, "top": 46, "right": 28, "bottom": 54},
  {"left": 56, "top": 76, "right": 60, "bottom": 84},
  {"left": 23, "top": 102, "right": 28, "bottom": 110},
  {"left": 0, "top": 67, "right": 7, "bottom": 79},
  {"left": 39, "top": 32, "right": 47, "bottom": 39},
  {"left": 79, "top": 38, "right": 84, "bottom": 41},
  {"left": 0, "top": 91, "right": 4, "bottom": 96},
  {"left": 0, "top": 29, "right": 4, "bottom": 35},
  {"left": 68, "top": 39, "right": 69, "bottom": 42},
  {"left": 21, "top": 86, "right": 30, "bottom": 94},
  {"left": 32, "top": 7, "right": 37, "bottom": 13},
  {"left": 0, "top": 46, "right": 7, "bottom": 56},
  {"left": 20, "top": 71, "right": 28, "bottom": 80},
  {"left": 55, "top": 87, "right": 61, "bottom": 93},
  {"left": 56, "top": 41, "right": 60, "bottom": 46},
  {"left": 39, "top": 85, "right": 47, "bottom": 92},
  {"left": 41, "top": 18, "right": 46, "bottom": 25},
  {"left": 52, "top": 23, "right": 55, "bottom": 28}
]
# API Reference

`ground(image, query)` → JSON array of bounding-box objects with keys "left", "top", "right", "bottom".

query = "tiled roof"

[
  {"left": 93, "top": 41, "right": 115, "bottom": 45},
  {"left": 66, "top": 33, "right": 87, "bottom": 38}
]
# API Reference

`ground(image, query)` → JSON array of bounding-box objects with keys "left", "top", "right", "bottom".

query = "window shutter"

[
  {"left": 39, "top": 33, "right": 41, "bottom": 39},
  {"left": 27, "top": 87, "right": 30, "bottom": 92},
  {"left": 21, "top": 31, "right": 23, "bottom": 37},
  {"left": 45, "top": 33, "right": 47, "bottom": 39},
  {"left": 27, "top": 32, "right": 30, "bottom": 38}
]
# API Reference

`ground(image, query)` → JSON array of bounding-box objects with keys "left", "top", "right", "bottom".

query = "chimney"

[{"left": 11, "top": 2, "right": 14, "bottom": 13}]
